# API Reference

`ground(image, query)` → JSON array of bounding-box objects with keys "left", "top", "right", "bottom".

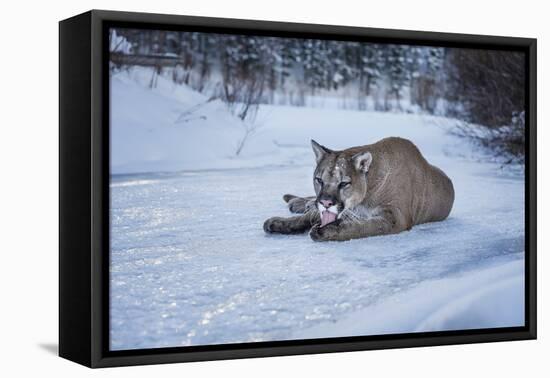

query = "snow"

[
  {"left": 110, "top": 68, "right": 434, "bottom": 174},
  {"left": 109, "top": 68, "right": 525, "bottom": 350},
  {"left": 110, "top": 69, "right": 245, "bottom": 174},
  {"left": 296, "top": 259, "right": 524, "bottom": 339}
]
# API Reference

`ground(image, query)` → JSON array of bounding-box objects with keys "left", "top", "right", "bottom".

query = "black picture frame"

[{"left": 59, "top": 9, "right": 537, "bottom": 368}]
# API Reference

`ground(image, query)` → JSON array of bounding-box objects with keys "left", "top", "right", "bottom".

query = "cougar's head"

[{"left": 311, "top": 140, "right": 373, "bottom": 227}]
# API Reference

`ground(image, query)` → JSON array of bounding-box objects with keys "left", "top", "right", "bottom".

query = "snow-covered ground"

[{"left": 109, "top": 69, "right": 525, "bottom": 351}]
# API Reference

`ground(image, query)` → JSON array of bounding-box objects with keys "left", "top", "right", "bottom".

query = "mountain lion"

[{"left": 263, "top": 137, "right": 454, "bottom": 242}]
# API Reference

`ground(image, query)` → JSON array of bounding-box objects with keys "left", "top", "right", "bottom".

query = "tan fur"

[{"left": 264, "top": 137, "right": 454, "bottom": 241}]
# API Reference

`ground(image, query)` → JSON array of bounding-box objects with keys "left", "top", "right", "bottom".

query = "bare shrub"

[
  {"left": 444, "top": 49, "right": 525, "bottom": 128},
  {"left": 452, "top": 111, "right": 525, "bottom": 164},
  {"left": 443, "top": 49, "right": 526, "bottom": 163}
]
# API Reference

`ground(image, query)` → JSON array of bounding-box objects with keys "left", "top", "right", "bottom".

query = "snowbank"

[
  {"left": 111, "top": 67, "right": 524, "bottom": 177},
  {"left": 296, "top": 259, "right": 524, "bottom": 339},
  {"left": 110, "top": 68, "right": 463, "bottom": 175},
  {"left": 110, "top": 68, "right": 245, "bottom": 174}
]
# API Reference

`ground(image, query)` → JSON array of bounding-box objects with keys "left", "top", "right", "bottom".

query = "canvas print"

[{"left": 108, "top": 27, "right": 526, "bottom": 351}]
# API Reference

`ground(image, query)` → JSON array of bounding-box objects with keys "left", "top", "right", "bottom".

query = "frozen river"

[{"left": 110, "top": 156, "right": 524, "bottom": 350}]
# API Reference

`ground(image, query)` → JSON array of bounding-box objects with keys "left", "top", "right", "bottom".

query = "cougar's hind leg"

[
  {"left": 282, "top": 194, "right": 297, "bottom": 203},
  {"left": 283, "top": 194, "right": 316, "bottom": 214},
  {"left": 264, "top": 211, "right": 320, "bottom": 234}
]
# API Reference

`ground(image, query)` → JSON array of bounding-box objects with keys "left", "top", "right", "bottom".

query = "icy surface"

[{"left": 109, "top": 70, "right": 525, "bottom": 350}]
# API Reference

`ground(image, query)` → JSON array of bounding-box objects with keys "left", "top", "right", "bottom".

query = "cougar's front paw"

[
  {"left": 309, "top": 222, "right": 339, "bottom": 241},
  {"left": 264, "top": 217, "right": 287, "bottom": 234}
]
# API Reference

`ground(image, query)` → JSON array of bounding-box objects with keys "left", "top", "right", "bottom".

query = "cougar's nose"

[{"left": 320, "top": 199, "right": 333, "bottom": 208}]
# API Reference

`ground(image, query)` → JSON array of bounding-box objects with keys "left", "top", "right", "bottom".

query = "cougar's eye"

[
  {"left": 339, "top": 181, "right": 351, "bottom": 189},
  {"left": 315, "top": 177, "right": 323, "bottom": 185}
]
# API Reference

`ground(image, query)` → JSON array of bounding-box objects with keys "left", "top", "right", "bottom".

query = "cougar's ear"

[
  {"left": 352, "top": 151, "right": 373, "bottom": 173},
  {"left": 311, "top": 140, "right": 332, "bottom": 163}
]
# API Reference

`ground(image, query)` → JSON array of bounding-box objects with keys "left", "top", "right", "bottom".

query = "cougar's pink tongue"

[{"left": 321, "top": 211, "right": 337, "bottom": 227}]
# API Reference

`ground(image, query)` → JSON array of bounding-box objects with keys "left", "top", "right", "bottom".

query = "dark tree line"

[
  {"left": 111, "top": 28, "right": 526, "bottom": 161},
  {"left": 111, "top": 29, "right": 444, "bottom": 109}
]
